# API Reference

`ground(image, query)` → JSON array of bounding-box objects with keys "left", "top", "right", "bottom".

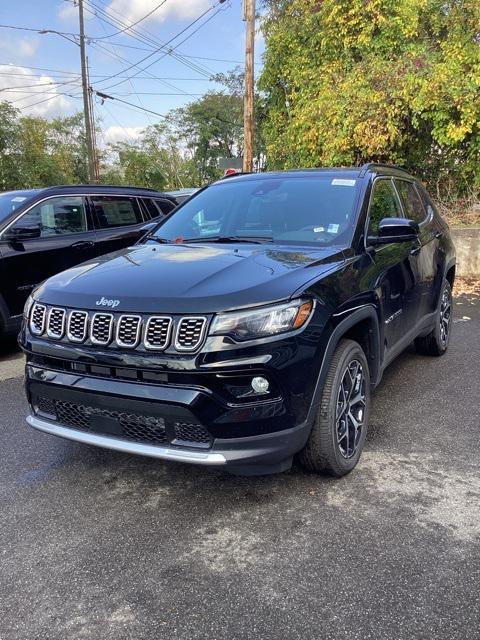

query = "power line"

[
  {"left": 92, "top": 0, "right": 169, "bottom": 39},
  {"left": 90, "top": 40, "right": 193, "bottom": 98},
  {"left": 95, "top": 89, "right": 243, "bottom": 129},
  {"left": 94, "top": 2, "right": 224, "bottom": 85},
  {"left": 83, "top": 0, "right": 218, "bottom": 79},
  {"left": 104, "top": 3, "right": 230, "bottom": 91},
  {"left": 0, "top": 80, "right": 80, "bottom": 91},
  {"left": 0, "top": 63, "right": 81, "bottom": 76}
]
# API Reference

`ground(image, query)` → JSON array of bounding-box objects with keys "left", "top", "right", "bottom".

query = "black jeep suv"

[
  {"left": 19, "top": 165, "right": 456, "bottom": 476},
  {"left": 0, "top": 185, "right": 177, "bottom": 337}
]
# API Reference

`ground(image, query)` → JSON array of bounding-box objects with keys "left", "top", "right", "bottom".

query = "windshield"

[
  {"left": 0, "top": 190, "right": 38, "bottom": 223},
  {"left": 148, "top": 176, "right": 359, "bottom": 246}
]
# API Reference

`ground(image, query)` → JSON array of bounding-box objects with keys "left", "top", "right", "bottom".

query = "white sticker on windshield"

[
  {"left": 331, "top": 179, "right": 356, "bottom": 186},
  {"left": 11, "top": 196, "right": 27, "bottom": 202},
  {"left": 313, "top": 226, "right": 324, "bottom": 233},
  {"left": 328, "top": 224, "right": 340, "bottom": 234}
]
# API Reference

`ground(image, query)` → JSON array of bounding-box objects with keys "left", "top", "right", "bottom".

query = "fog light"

[{"left": 251, "top": 376, "right": 269, "bottom": 394}]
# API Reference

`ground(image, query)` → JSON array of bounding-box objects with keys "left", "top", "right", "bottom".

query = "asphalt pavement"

[{"left": 0, "top": 296, "right": 479, "bottom": 640}]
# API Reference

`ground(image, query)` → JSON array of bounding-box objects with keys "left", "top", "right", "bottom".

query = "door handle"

[
  {"left": 71, "top": 240, "right": 94, "bottom": 249},
  {"left": 434, "top": 231, "right": 444, "bottom": 239}
]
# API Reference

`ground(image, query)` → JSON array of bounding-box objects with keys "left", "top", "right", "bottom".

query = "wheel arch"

[{"left": 306, "top": 305, "right": 381, "bottom": 428}]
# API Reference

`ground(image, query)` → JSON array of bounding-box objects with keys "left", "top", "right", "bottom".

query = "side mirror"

[
  {"left": 368, "top": 217, "right": 419, "bottom": 245},
  {"left": 3, "top": 225, "right": 41, "bottom": 242}
]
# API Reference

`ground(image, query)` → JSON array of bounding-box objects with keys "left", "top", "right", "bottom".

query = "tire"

[
  {"left": 299, "top": 339, "right": 371, "bottom": 477},
  {"left": 414, "top": 280, "right": 452, "bottom": 357}
]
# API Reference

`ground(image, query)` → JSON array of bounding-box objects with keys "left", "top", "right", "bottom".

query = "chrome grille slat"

[
  {"left": 116, "top": 315, "right": 142, "bottom": 348},
  {"left": 46, "top": 308, "right": 66, "bottom": 339},
  {"left": 30, "top": 303, "right": 46, "bottom": 335},
  {"left": 90, "top": 313, "right": 114, "bottom": 345},
  {"left": 67, "top": 311, "right": 88, "bottom": 343},
  {"left": 175, "top": 317, "right": 207, "bottom": 352},
  {"left": 29, "top": 305, "right": 208, "bottom": 353},
  {"left": 144, "top": 316, "right": 172, "bottom": 350}
]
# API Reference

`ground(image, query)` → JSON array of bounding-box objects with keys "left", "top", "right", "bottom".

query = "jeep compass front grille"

[{"left": 29, "top": 303, "right": 209, "bottom": 353}]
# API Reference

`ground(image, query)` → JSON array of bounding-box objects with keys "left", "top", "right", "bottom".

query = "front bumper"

[
  {"left": 25, "top": 363, "right": 313, "bottom": 475},
  {"left": 26, "top": 413, "right": 310, "bottom": 475}
]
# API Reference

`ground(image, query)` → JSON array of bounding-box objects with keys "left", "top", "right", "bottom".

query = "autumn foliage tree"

[{"left": 259, "top": 0, "right": 480, "bottom": 196}]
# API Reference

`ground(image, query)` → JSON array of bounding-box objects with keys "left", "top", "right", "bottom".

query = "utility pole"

[
  {"left": 243, "top": 0, "right": 255, "bottom": 173},
  {"left": 86, "top": 57, "right": 100, "bottom": 181},
  {"left": 78, "top": 0, "right": 97, "bottom": 182}
]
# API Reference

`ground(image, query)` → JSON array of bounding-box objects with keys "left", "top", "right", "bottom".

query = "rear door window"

[
  {"left": 394, "top": 180, "right": 427, "bottom": 224},
  {"left": 415, "top": 184, "right": 436, "bottom": 221},
  {"left": 91, "top": 196, "right": 143, "bottom": 229}
]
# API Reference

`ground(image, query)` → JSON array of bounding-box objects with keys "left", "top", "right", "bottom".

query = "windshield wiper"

[
  {"left": 183, "top": 235, "right": 273, "bottom": 244},
  {"left": 144, "top": 235, "right": 173, "bottom": 244}
]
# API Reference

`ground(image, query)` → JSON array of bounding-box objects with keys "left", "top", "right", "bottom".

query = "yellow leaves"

[{"left": 445, "top": 121, "right": 474, "bottom": 143}]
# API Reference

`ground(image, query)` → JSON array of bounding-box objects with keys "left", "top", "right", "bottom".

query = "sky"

[{"left": 0, "top": 0, "right": 265, "bottom": 145}]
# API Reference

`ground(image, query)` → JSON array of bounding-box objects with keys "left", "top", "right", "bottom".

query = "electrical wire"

[
  {"left": 92, "top": 2, "right": 222, "bottom": 85},
  {"left": 83, "top": 0, "right": 218, "bottom": 78},
  {"left": 92, "top": 0, "right": 169, "bottom": 39},
  {"left": 101, "top": 3, "right": 229, "bottom": 91}
]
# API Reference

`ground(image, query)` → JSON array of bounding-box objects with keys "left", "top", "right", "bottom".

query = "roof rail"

[
  {"left": 358, "top": 163, "right": 410, "bottom": 178},
  {"left": 41, "top": 184, "right": 161, "bottom": 192}
]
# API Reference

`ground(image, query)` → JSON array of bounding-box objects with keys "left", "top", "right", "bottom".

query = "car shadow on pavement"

[{"left": 0, "top": 334, "right": 21, "bottom": 359}]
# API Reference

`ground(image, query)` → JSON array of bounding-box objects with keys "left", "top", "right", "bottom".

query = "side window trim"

[
  {"left": 391, "top": 179, "right": 407, "bottom": 219},
  {"left": 136, "top": 197, "right": 149, "bottom": 222},
  {"left": 9, "top": 195, "right": 89, "bottom": 239}
]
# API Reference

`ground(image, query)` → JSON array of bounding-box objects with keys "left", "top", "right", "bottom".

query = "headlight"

[
  {"left": 23, "top": 294, "right": 34, "bottom": 319},
  {"left": 210, "top": 299, "right": 314, "bottom": 342}
]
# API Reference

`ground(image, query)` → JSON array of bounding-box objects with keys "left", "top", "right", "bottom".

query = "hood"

[{"left": 35, "top": 242, "right": 345, "bottom": 313}]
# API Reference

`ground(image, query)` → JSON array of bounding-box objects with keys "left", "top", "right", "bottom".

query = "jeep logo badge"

[{"left": 96, "top": 296, "right": 120, "bottom": 309}]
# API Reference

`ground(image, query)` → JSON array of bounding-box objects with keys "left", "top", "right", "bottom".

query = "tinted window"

[
  {"left": 13, "top": 196, "right": 87, "bottom": 237},
  {"left": 150, "top": 177, "right": 359, "bottom": 245},
  {"left": 91, "top": 196, "right": 142, "bottom": 229},
  {"left": 141, "top": 198, "right": 161, "bottom": 220},
  {"left": 155, "top": 199, "right": 175, "bottom": 215},
  {"left": 0, "top": 190, "right": 39, "bottom": 223},
  {"left": 394, "top": 180, "right": 426, "bottom": 224},
  {"left": 368, "top": 180, "right": 402, "bottom": 235},
  {"left": 416, "top": 184, "right": 436, "bottom": 220},
  {"left": 140, "top": 198, "right": 175, "bottom": 220}
]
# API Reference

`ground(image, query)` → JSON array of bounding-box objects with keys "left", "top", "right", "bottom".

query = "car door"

[
  {"left": 0, "top": 195, "right": 95, "bottom": 317},
  {"left": 365, "top": 178, "right": 420, "bottom": 352},
  {"left": 89, "top": 195, "right": 149, "bottom": 256},
  {"left": 394, "top": 179, "right": 443, "bottom": 321}
]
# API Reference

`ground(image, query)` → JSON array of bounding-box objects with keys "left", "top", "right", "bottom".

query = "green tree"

[
  {"left": 259, "top": 0, "right": 480, "bottom": 195},
  {"left": 172, "top": 91, "right": 244, "bottom": 183},
  {"left": 0, "top": 102, "right": 22, "bottom": 189}
]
